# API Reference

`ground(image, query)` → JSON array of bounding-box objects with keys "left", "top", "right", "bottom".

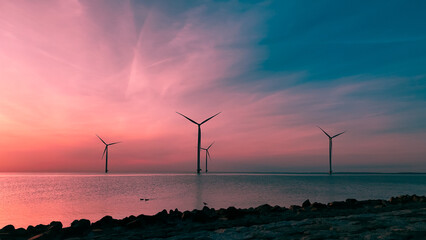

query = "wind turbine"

[
  {"left": 97, "top": 135, "right": 121, "bottom": 173},
  {"left": 201, "top": 142, "right": 214, "bottom": 173},
  {"left": 177, "top": 112, "right": 221, "bottom": 174},
  {"left": 317, "top": 126, "right": 345, "bottom": 175}
]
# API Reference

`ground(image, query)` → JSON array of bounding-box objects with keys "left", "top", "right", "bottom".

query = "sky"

[{"left": 1, "top": 0, "right": 426, "bottom": 173}]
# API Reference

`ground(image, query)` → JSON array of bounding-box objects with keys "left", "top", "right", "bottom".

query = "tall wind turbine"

[
  {"left": 97, "top": 135, "right": 121, "bottom": 173},
  {"left": 177, "top": 112, "right": 221, "bottom": 174},
  {"left": 201, "top": 142, "right": 214, "bottom": 173},
  {"left": 317, "top": 127, "right": 345, "bottom": 175}
]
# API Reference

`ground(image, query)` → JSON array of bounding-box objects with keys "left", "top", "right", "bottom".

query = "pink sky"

[{"left": 1, "top": 1, "right": 426, "bottom": 172}]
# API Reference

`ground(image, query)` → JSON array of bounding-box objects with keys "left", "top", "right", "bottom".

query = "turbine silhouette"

[
  {"left": 97, "top": 135, "right": 121, "bottom": 173},
  {"left": 201, "top": 142, "right": 214, "bottom": 173},
  {"left": 317, "top": 126, "right": 345, "bottom": 175},
  {"left": 177, "top": 112, "right": 221, "bottom": 174}
]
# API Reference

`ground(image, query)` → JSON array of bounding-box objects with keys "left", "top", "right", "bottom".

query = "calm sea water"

[{"left": 1, "top": 173, "right": 425, "bottom": 228}]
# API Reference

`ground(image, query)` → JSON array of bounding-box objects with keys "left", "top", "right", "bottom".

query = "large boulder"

[
  {"left": 64, "top": 219, "right": 91, "bottom": 237},
  {"left": 224, "top": 206, "right": 244, "bottom": 220},
  {"left": 311, "top": 202, "right": 327, "bottom": 210},
  {"left": 327, "top": 201, "right": 347, "bottom": 209},
  {"left": 34, "top": 224, "right": 49, "bottom": 234},
  {"left": 302, "top": 199, "right": 311, "bottom": 208},
  {"left": 290, "top": 205, "right": 301, "bottom": 211},
  {"left": 256, "top": 204, "right": 273, "bottom": 214},
  {"left": 126, "top": 218, "right": 144, "bottom": 229},
  {"left": 119, "top": 215, "right": 136, "bottom": 226},
  {"left": 168, "top": 209, "right": 183, "bottom": 219},
  {"left": 92, "top": 216, "right": 115, "bottom": 229},
  {"left": 14, "top": 227, "right": 27, "bottom": 236},
  {"left": 345, "top": 198, "right": 358, "bottom": 207},
  {"left": 0, "top": 224, "right": 15, "bottom": 233},
  {"left": 48, "top": 221, "right": 63, "bottom": 232},
  {"left": 71, "top": 219, "right": 91, "bottom": 230},
  {"left": 181, "top": 210, "right": 193, "bottom": 221},
  {"left": 189, "top": 207, "right": 217, "bottom": 223},
  {"left": 154, "top": 209, "right": 169, "bottom": 223}
]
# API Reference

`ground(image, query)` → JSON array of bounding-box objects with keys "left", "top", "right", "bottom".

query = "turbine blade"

[
  {"left": 207, "top": 141, "right": 215, "bottom": 149},
  {"left": 176, "top": 112, "right": 198, "bottom": 125},
  {"left": 201, "top": 148, "right": 207, "bottom": 150},
  {"left": 207, "top": 150, "right": 211, "bottom": 160},
  {"left": 102, "top": 146, "right": 107, "bottom": 159},
  {"left": 97, "top": 135, "right": 107, "bottom": 145},
  {"left": 200, "top": 112, "right": 221, "bottom": 125},
  {"left": 332, "top": 131, "right": 346, "bottom": 138},
  {"left": 317, "top": 126, "right": 331, "bottom": 138},
  {"left": 108, "top": 141, "right": 121, "bottom": 145}
]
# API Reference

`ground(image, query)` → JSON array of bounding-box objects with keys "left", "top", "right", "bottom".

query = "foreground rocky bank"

[{"left": 1, "top": 195, "right": 425, "bottom": 240}]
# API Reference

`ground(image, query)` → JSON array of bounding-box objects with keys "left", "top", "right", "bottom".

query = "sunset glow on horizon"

[{"left": 1, "top": 1, "right": 426, "bottom": 173}]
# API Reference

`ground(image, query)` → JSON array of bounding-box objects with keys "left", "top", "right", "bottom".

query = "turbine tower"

[
  {"left": 177, "top": 112, "right": 221, "bottom": 174},
  {"left": 97, "top": 135, "right": 121, "bottom": 173},
  {"left": 317, "top": 126, "right": 345, "bottom": 175},
  {"left": 201, "top": 142, "right": 214, "bottom": 173}
]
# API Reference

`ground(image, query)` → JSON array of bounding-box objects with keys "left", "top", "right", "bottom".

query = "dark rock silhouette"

[
  {"left": 302, "top": 199, "right": 311, "bottom": 208},
  {"left": 1, "top": 194, "right": 425, "bottom": 239}
]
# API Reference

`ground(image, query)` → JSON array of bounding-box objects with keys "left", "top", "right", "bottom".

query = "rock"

[
  {"left": 92, "top": 215, "right": 115, "bottom": 228},
  {"left": 126, "top": 218, "right": 144, "bottom": 229},
  {"left": 34, "top": 224, "right": 49, "bottom": 233},
  {"left": 182, "top": 211, "right": 193, "bottom": 221},
  {"left": 290, "top": 205, "right": 301, "bottom": 211},
  {"left": 169, "top": 209, "right": 183, "bottom": 219},
  {"left": 155, "top": 209, "right": 168, "bottom": 217},
  {"left": 311, "top": 202, "right": 327, "bottom": 209},
  {"left": 154, "top": 209, "right": 169, "bottom": 223},
  {"left": 202, "top": 206, "right": 217, "bottom": 218},
  {"left": 28, "top": 233, "right": 48, "bottom": 240},
  {"left": 185, "top": 206, "right": 217, "bottom": 223},
  {"left": 1, "top": 224, "right": 15, "bottom": 233},
  {"left": 28, "top": 229, "right": 60, "bottom": 240},
  {"left": 255, "top": 204, "right": 273, "bottom": 214},
  {"left": 14, "top": 227, "right": 27, "bottom": 236},
  {"left": 302, "top": 199, "right": 311, "bottom": 208},
  {"left": 410, "top": 194, "right": 426, "bottom": 203},
  {"left": 390, "top": 196, "right": 401, "bottom": 204},
  {"left": 119, "top": 215, "right": 136, "bottom": 226},
  {"left": 272, "top": 205, "right": 285, "bottom": 212},
  {"left": 136, "top": 214, "right": 156, "bottom": 225},
  {"left": 359, "top": 199, "right": 380, "bottom": 207},
  {"left": 48, "top": 221, "right": 63, "bottom": 232},
  {"left": 327, "top": 201, "right": 347, "bottom": 209},
  {"left": 71, "top": 219, "right": 90, "bottom": 229},
  {"left": 224, "top": 206, "right": 243, "bottom": 220},
  {"left": 192, "top": 210, "right": 209, "bottom": 223},
  {"left": 26, "top": 225, "right": 36, "bottom": 235},
  {"left": 392, "top": 194, "right": 414, "bottom": 204},
  {"left": 345, "top": 198, "right": 358, "bottom": 207},
  {"left": 69, "top": 219, "right": 91, "bottom": 236}
]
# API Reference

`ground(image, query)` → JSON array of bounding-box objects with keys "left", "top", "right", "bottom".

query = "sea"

[{"left": 1, "top": 173, "right": 426, "bottom": 228}]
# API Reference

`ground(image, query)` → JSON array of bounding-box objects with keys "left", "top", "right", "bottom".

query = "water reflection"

[
  {"left": 195, "top": 175, "right": 203, "bottom": 210},
  {"left": 1, "top": 174, "right": 426, "bottom": 228}
]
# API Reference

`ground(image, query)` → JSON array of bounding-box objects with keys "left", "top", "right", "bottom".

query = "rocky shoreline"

[{"left": 1, "top": 194, "right": 425, "bottom": 240}]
